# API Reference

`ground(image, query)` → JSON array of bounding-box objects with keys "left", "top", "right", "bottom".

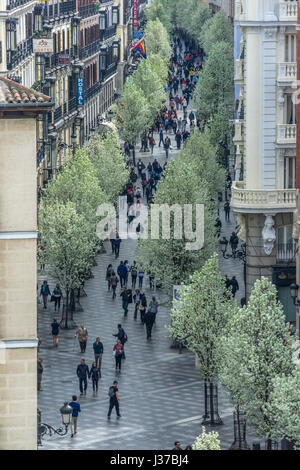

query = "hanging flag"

[{"left": 132, "top": 38, "right": 147, "bottom": 60}]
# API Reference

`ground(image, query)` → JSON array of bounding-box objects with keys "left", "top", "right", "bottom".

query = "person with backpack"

[
  {"left": 113, "top": 339, "right": 124, "bottom": 372},
  {"left": 106, "top": 264, "right": 113, "bottom": 291},
  {"left": 164, "top": 136, "right": 171, "bottom": 159},
  {"left": 230, "top": 276, "right": 239, "bottom": 298},
  {"left": 224, "top": 201, "right": 230, "bottom": 222},
  {"left": 137, "top": 159, "right": 145, "bottom": 177},
  {"left": 40, "top": 280, "right": 51, "bottom": 309},
  {"left": 114, "top": 232, "right": 122, "bottom": 259},
  {"left": 130, "top": 262, "right": 138, "bottom": 289},
  {"left": 89, "top": 361, "right": 101, "bottom": 395},
  {"left": 75, "top": 323, "right": 88, "bottom": 353},
  {"left": 107, "top": 381, "right": 121, "bottom": 419},
  {"left": 110, "top": 271, "right": 119, "bottom": 299},
  {"left": 52, "top": 284, "right": 62, "bottom": 312}
]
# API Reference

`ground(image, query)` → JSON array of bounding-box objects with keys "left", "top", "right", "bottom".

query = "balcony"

[
  {"left": 79, "top": 39, "right": 102, "bottom": 61},
  {"left": 79, "top": 4, "right": 98, "bottom": 19},
  {"left": 6, "top": 0, "right": 33, "bottom": 10},
  {"left": 8, "top": 37, "right": 33, "bottom": 70},
  {"left": 100, "top": 25, "right": 117, "bottom": 42},
  {"left": 279, "top": 1, "right": 297, "bottom": 21},
  {"left": 231, "top": 182, "right": 297, "bottom": 213},
  {"left": 235, "top": 0, "right": 245, "bottom": 21},
  {"left": 43, "top": 0, "right": 76, "bottom": 19},
  {"left": 85, "top": 82, "right": 101, "bottom": 101},
  {"left": 277, "top": 63, "right": 296, "bottom": 83},
  {"left": 277, "top": 124, "right": 296, "bottom": 145},
  {"left": 68, "top": 96, "right": 77, "bottom": 113},
  {"left": 277, "top": 243, "right": 296, "bottom": 263}
]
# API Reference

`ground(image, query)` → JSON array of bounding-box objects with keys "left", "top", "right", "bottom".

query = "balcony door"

[{"left": 285, "top": 34, "right": 296, "bottom": 62}]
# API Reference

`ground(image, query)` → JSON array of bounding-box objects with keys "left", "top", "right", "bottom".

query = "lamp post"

[
  {"left": 38, "top": 402, "right": 72, "bottom": 445},
  {"left": 290, "top": 283, "right": 300, "bottom": 340}
]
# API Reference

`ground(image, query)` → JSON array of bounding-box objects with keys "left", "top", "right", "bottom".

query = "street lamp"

[
  {"left": 112, "top": 6, "right": 119, "bottom": 25},
  {"left": 99, "top": 11, "right": 106, "bottom": 31},
  {"left": 38, "top": 402, "right": 72, "bottom": 444},
  {"left": 34, "top": 5, "right": 44, "bottom": 34}
]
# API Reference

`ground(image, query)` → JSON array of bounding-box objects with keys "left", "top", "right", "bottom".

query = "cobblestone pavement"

[{"left": 37, "top": 107, "right": 256, "bottom": 450}]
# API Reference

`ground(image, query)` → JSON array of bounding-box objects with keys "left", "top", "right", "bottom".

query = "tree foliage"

[
  {"left": 175, "top": 0, "right": 211, "bottom": 43},
  {"left": 269, "top": 366, "right": 300, "bottom": 449},
  {"left": 194, "top": 41, "right": 234, "bottom": 120},
  {"left": 168, "top": 254, "right": 235, "bottom": 383},
  {"left": 132, "top": 58, "right": 166, "bottom": 118},
  {"left": 192, "top": 427, "right": 221, "bottom": 450},
  {"left": 146, "top": 0, "right": 171, "bottom": 33},
  {"left": 144, "top": 19, "right": 172, "bottom": 62},
  {"left": 199, "top": 9, "right": 233, "bottom": 55},
  {"left": 113, "top": 80, "right": 152, "bottom": 146},
  {"left": 86, "top": 131, "right": 129, "bottom": 203},
  {"left": 219, "top": 278, "right": 295, "bottom": 445}
]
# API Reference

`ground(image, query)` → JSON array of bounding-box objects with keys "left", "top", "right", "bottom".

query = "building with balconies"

[{"left": 232, "top": 0, "right": 297, "bottom": 322}]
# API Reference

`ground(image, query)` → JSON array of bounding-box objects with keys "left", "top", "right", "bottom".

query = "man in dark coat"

[{"left": 144, "top": 310, "right": 155, "bottom": 340}]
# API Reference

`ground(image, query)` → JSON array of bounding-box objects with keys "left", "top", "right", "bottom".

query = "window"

[
  {"left": 285, "top": 34, "right": 296, "bottom": 62},
  {"left": 277, "top": 226, "right": 295, "bottom": 262},
  {"left": 284, "top": 157, "right": 296, "bottom": 189}
]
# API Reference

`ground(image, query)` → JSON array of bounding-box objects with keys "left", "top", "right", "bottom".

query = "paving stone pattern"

[{"left": 37, "top": 99, "right": 257, "bottom": 450}]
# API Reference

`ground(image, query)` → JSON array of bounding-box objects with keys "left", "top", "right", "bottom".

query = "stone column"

[{"left": 0, "top": 118, "right": 38, "bottom": 450}]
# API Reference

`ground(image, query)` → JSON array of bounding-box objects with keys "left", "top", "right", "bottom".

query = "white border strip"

[
  {"left": 0, "top": 339, "right": 38, "bottom": 349},
  {"left": 0, "top": 231, "right": 37, "bottom": 240}
]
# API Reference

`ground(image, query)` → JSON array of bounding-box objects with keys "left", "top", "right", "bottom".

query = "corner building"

[{"left": 232, "top": 0, "right": 297, "bottom": 322}]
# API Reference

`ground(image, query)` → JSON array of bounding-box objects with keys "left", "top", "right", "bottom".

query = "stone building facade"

[{"left": 232, "top": 0, "right": 297, "bottom": 321}]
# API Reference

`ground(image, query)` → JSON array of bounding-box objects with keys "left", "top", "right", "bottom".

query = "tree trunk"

[
  {"left": 202, "top": 382, "right": 223, "bottom": 426},
  {"left": 132, "top": 146, "right": 136, "bottom": 167},
  {"left": 266, "top": 439, "right": 273, "bottom": 450},
  {"left": 229, "top": 407, "right": 249, "bottom": 450}
]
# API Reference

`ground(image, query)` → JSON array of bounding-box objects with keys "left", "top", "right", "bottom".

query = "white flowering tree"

[
  {"left": 175, "top": 0, "right": 211, "bottom": 44},
  {"left": 268, "top": 366, "right": 300, "bottom": 449},
  {"left": 220, "top": 277, "right": 295, "bottom": 450},
  {"left": 86, "top": 131, "right": 129, "bottom": 203},
  {"left": 146, "top": 0, "right": 171, "bottom": 33},
  {"left": 39, "top": 202, "right": 95, "bottom": 328},
  {"left": 199, "top": 9, "right": 233, "bottom": 55},
  {"left": 168, "top": 254, "right": 235, "bottom": 424},
  {"left": 192, "top": 427, "right": 221, "bottom": 450}
]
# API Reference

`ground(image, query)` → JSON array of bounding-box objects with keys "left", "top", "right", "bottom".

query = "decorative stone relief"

[
  {"left": 237, "top": 213, "right": 246, "bottom": 243},
  {"left": 264, "top": 28, "right": 276, "bottom": 41},
  {"left": 262, "top": 215, "right": 276, "bottom": 255}
]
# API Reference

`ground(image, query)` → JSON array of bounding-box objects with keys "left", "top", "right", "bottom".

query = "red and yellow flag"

[{"left": 132, "top": 39, "right": 147, "bottom": 60}]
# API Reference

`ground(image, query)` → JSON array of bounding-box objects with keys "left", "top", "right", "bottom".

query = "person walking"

[
  {"left": 149, "top": 296, "right": 159, "bottom": 322},
  {"left": 120, "top": 287, "right": 130, "bottom": 317},
  {"left": 89, "top": 362, "right": 101, "bottom": 395},
  {"left": 175, "top": 130, "right": 182, "bottom": 150},
  {"left": 37, "top": 358, "right": 44, "bottom": 391},
  {"left": 93, "top": 337, "right": 104, "bottom": 370},
  {"left": 110, "top": 271, "right": 119, "bottom": 299},
  {"left": 69, "top": 395, "right": 81, "bottom": 438},
  {"left": 51, "top": 318, "right": 60, "bottom": 347},
  {"left": 117, "top": 261, "right": 127, "bottom": 288},
  {"left": 230, "top": 276, "right": 239, "bottom": 298},
  {"left": 75, "top": 323, "right": 88, "bottom": 353},
  {"left": 133, "top": 289, "right": 141, "bottom": 320},
  {"left": 130, "top": 262, "right": 138, "bottom": 289},
  {"left": 114, "top": 232, "right": 122, "bottom": 259},
  {"left": 106, "top": 264, "right": 113, "bottom": 291},
  {"left": 76, "top": 359, "right": 89, "bottom": 396},
  {"left": 224, "top": 201, "right": 230, "bottom": 222},
  {"left": 158, "top": 127, "right": 164, "bottom": 147},
  {"left": 230, "top": 232, "right": 239, "bottom": 258},
  {"left": 52, "top": 284, "right": 62, "bottom": 312},
  {"left": 113, "top": 339, "right": 124, "bottom": 373},
  {"left": 40, "top": 280, "right": 51, "bottom": 309},
  {"left": 139, "top": 293, "right": 147, "bottom": 323},
  {"left": 173, "top": 441, "right": 183, "bottom": 450},
  {"left": 164, "top": 136, "right": 171, "bottom": 159},
  {"left": 144, "top": 309, "right": 155, "bottom": 340},
  {"left": 138, "top": 270, "right": 144, "bottom": 289},
  {"left": 149, "top": 135, "right": 156, "bottom": 155},
  {"left": 107, "top": 380, "right": 121, "bottom": 419}
]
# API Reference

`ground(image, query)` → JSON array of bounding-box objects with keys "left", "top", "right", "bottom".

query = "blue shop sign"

[
  {"left": 77, "top": 77, "right": 84, "bottom": 105},
  {"left": 133, "top": 31, "right": 144, "bottom": 40}
]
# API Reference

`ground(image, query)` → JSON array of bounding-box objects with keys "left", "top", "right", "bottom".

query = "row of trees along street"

[{"left": 37, "top": 0, "right": 300, "bottom": 450}]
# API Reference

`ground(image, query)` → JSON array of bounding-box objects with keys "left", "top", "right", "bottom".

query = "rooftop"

[{"left": 0, "top": 77, "right": 52, "bottom": 107}]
